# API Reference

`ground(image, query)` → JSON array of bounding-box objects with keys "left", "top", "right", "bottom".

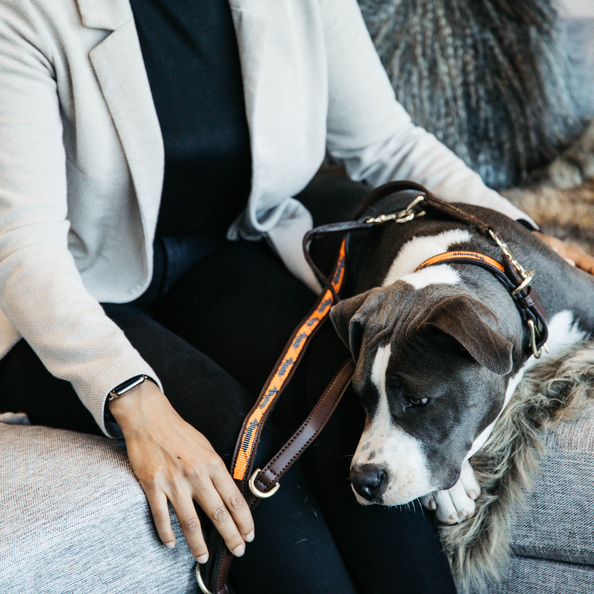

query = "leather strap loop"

[{"left": 249, "top": 359, "right": 355, "bottom": 506}]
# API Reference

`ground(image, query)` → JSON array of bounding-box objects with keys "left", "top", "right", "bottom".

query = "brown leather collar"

[{"left": 414, "top": 250, "right": 548, "bottom": 359}]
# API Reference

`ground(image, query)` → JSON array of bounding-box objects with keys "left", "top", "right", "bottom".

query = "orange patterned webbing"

[
  {"left": 414, "top": 251, "right": 505, "bottom": 273},
  {"left": 232, "top": 238, "right": 347, "bottom": 481}
]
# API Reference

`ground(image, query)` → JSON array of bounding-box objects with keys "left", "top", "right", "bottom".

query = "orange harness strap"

[
  {"left": 414, "top": 250, "right": 506, "bottom": 274},
  {"left": 231, "top": 237, "right": 347, "bottom": 483}
]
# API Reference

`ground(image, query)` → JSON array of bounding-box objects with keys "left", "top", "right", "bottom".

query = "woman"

[{"left": 0, "top": 0, "right": 591, "bottom": 592}]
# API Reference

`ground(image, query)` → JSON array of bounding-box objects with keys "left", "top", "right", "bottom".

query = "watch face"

[{"left": 112, "top": 375, "right": 146, "bottom": 397}]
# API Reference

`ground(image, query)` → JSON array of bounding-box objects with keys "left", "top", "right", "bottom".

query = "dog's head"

[{"left": 330, "top": 282, "right": 514, "bottom": 505}]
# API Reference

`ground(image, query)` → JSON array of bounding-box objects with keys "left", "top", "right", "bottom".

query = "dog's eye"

[{"left": 407, "top": 396, "right": 429, "bottom": 407}]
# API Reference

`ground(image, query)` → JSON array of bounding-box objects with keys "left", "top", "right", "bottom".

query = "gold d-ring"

[
  {"left": 511, "top": 269, "right": 535, "bottom": 296},
  {"left": 248, "top": 469, "right": 280, "bottom": 499},
  {"left": 527, "top": 319, "right": 548, "bottom": 359},
  {"left": 196, "top": 562, "right": 213, "bottom": 594}
]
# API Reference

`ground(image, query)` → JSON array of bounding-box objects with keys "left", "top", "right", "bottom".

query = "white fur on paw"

[
  {"left": 422, "top": 461, "right": 480, "bottom": 524},
  {"left": 420, "top": 492, "right": 437, "bottom": 511},
  {"left": 459, "top": 459, "right": 481, "bottom": 501}
]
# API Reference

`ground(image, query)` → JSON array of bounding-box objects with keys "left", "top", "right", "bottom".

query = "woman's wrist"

[{"left": 108, "top": 379, "right": 169, "bottom": 432}]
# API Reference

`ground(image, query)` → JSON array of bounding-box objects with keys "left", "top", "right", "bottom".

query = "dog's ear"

[
  {"left": 330, "top": 290, "right": 380, "bottom": 362},
  {"left": 425, "top": 295, "right": 513, "bottom": 375}
]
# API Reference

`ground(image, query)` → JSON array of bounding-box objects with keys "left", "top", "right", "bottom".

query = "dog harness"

[
  {"left": 304, "top": 181, "right": 549, "bottom": 359},
  {"left": 199, "top": 181, "right": 549, "bottom": 594}
]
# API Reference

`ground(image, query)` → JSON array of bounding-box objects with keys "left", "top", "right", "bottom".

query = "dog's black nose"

[{"left": 350, "top": 464, "right": 389, "bottom": 501}]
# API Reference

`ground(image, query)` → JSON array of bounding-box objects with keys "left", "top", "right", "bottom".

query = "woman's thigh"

[{"left": 0, "top": 305, "right": 253, "bottom": 455}]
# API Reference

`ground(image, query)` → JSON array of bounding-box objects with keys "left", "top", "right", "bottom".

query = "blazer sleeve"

[
  {"left": 0, "top": 8, "right": 160, "bottom": 436},
  {"left": 320, "top": 0, "right": 535, "bottom": 226}
]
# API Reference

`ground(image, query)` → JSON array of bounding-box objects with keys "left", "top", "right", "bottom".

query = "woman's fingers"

[
  {"left": 145, "top": 488, "right": 177, "bottom": 549},
  {"left": 143, "top": 467, "right": 251, "bottom": 561},
  {"left": 110, "top": 383, "right": 256, "bottom": 559},
  {"left": 535, "top": 231, "right": 594, "bottom": 275},
  {"left": 563, "top": 244, "right": 594, "bottom": 274},
  {"left": 207, "top": 460, "right": 255, "bottom": 544},
  {"left": 210, "top": 457, "right": 255, "bottom": 542},
  {"left": 193, "top": 480, "right": 248, "bottom": 558},
  {"left": 169, "top": 491, "right": 210, "bottom": 563}
]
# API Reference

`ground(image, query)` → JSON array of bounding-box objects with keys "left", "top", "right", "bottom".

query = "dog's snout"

[{"left": 350, "top": 464, "right": 389, "bottom": 502}]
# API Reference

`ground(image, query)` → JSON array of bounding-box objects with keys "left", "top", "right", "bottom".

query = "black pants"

[{"left": 0, "top": 176, "right": 457, "bottom": 594}]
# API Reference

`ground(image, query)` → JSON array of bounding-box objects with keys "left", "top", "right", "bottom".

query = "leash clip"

[
  {"left": 365, "top": 195, "right": 426, "bottom": 226},
  {"left": 487, "top": 228, "right": 532, "bottom": 283},
  {"left": 511, "top": 268, "right": 535, "bottom": 296}
]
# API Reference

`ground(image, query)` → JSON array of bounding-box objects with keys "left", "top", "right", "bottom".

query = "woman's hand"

[
  {"left": 534, "top": 231, "right": 594, "bottom": 275},
  {"left": 109, "top": 381, "right": 254, "bottom": 563}
]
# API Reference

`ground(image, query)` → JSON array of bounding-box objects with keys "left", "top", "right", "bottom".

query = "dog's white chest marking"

[
  {"left": 352, "top": 345, "right": 433, "bottom": 505},
  {"left": 382, "top": 229, "right": 473, "bottom": 288}
]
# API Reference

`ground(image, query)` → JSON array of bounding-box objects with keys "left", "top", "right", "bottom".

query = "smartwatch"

[{"left": 108, "top": 374, "right": 153, "bottom": 401}]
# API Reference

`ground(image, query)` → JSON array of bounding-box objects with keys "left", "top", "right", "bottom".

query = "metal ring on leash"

[
  {"left": 511, "top": 269, "right": 535, "bottom": 296},
  {"left": 248, "top": 469, "right": 280, "bottom": 499},
  {"left": 527, "top": 319, "right": 548, "bottom": 359},
  {"left": 196, "top": 562, "right": 213, "bottom": 594}
]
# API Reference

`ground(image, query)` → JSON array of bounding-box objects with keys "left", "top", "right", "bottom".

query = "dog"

[{"left": 329, "top": 189, "right": 594, "bottom": 524}]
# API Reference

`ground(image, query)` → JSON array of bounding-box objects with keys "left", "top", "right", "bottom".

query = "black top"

[{"left": 129, "top": 0, "right": 252, "bottom": 236}]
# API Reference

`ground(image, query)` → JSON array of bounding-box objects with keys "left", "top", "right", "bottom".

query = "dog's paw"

[{"left": 421, "top": 460, "right": 481, "bottom": 525}]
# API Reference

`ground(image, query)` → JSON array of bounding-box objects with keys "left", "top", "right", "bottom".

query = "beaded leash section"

[{"left": 231, "top": 238, "right": 347, "bottom": 485}]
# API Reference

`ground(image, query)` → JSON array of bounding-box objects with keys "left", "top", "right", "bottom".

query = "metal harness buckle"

[{"left": 487, "top": 229, "right": 548, "bottom": 358}]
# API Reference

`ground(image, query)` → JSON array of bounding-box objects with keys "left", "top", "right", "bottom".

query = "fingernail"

[
  {"left": 245, "top": 530, "right": 255, "bottom": 543},
  {"left": 197, "top": 553, "right": 209, "bottom": 564},
  {"left": 232, "top": 544, "right": 245, "bottom": 557},
  {"left": 164, "top": 541, "right": 175, "bottom": 549}
]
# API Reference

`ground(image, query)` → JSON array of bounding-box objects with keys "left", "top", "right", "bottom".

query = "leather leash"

[
  {"left": 199, "top": 180, "right": 549, "bottom": 593},
  {"left": 200, "top": 239, "right": 355, "bottom": 594}
]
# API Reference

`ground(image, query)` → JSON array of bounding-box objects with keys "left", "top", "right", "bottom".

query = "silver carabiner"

[{"left": 365, "top": 195, "right": 426, "bottom": 225}]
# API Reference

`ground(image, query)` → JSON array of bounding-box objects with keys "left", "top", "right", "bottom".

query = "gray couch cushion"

[
  {"left": 562, "top": 18, "right": 594, "bottom": 119},
  {"left": 479, "top": 556, "right": 594, "bottom": 594},
  {"left": 0, "top": 424, "right": 196, "bottom": 593},
  {"left": 508, "top": 405, "right": 594, "bottom": 567}
]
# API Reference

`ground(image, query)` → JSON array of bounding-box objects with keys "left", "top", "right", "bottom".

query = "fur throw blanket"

[
  {"left": 440, "top": 341, "right": 594, "bottom": 592},
  {"left": 358, "top": 0, "right": 582, "bottom": 189}
]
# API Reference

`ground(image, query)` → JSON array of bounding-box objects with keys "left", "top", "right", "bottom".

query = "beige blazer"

[{"left": 0, "top": 0, "right": 531, "bottom": 434}]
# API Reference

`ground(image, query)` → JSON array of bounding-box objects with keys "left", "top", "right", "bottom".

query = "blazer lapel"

[
  {"left": 77, "top": 0, "right": 271, "bottom": 233},
  {"left": 78, "top": 0, "right": 164, "bottom": 234},
  {"left": 229, "top": 2, "right": 270, "bottom": 202}
]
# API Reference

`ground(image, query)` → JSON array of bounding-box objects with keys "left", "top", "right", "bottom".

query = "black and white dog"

[{"left": 329, "top": 190, "right": 594, "bottom": 524}]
